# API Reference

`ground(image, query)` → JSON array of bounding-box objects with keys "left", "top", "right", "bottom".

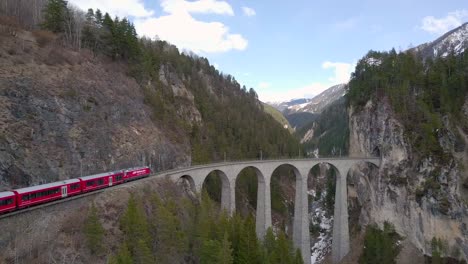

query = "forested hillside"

[
  {"left": 0, "top": 0, "right": 305, "bottom": 260},
  {"left": 106, "top": 186, "right": 303, "bottom": 264},
  {"left": 298, "top": 98, "right": 349, "bottom": 157},
  {"left": 348, "top": 49, "right": 468, "bottom": 158},
  {"left": 346, "top": 44, "right": 468, "bottom": 262},
  {"left": 0, "top": 0, "right": 301, "bottom": 190}
]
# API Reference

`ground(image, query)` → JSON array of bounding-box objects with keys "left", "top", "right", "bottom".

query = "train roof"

[
  {"left": 14, "top": 179, "right": 81, "bottom": 194},
  {"left": 79, "top": 170, "right": 123, "bottom": 181},
  {"left": 0, "top": 191, "right": 15, "bottom": 199},
  {"left": 125, "top": 166, "right": 149, "bottom": 171}
]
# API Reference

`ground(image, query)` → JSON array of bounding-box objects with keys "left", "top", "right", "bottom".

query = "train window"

[
  {"left": 0, "top": 199, "right": 10, "bottom": 206},
  {"left": 116, "top": 175, "right": 122, "bottom": 181},
  {"left": 71, "top": 184, "right": 80, "bottom": 190},
  {"left": 31, "top": 193, "right": 37, "bottom": 199},
  {"left": 97, "top": 179, "right": 104, "bottom": 185},
  {"left": 22, "top": 195, "right": 30, "bottom": 201},
  {"left": 86, "top": 180, "right": 94, "bottom": 187}
]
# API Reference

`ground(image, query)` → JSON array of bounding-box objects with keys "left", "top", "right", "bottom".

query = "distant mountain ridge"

[
  {"left": 283, "top": 84, "right": 346, "bottom": 115},
  {"left": 268, "top": 98, "right": 312, "bottom": 112},
  {"left": 413, "top": 22, "right": 468, "bottom": 59}
]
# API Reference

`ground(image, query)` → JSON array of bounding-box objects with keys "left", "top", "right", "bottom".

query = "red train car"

[
  {"left": 124, "top": 166, "right": 151, "bottom": 181},
  {"left": 0, "top": 191, "right": 16, "bottom": 214},
  {"left": 14, "top": 179, "right": 82, "bottom": 209},
  {"left": 79, "top": 170, "right": 124, "bottom": 192}
]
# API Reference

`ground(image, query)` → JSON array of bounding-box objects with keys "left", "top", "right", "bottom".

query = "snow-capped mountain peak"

[
  {"left": 282, "top": 84, "right": 347, "bottom": 115},
  {"left": 414, "top": 22, "right": 468, "bottom": 59}
]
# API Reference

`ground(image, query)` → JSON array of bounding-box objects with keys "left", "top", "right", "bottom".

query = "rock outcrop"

[
  {"left": 348, "top": 97, "right": 468, "bottom": 260},
  {"left": 0, "top": 32, "right": 199, "bottom": 189}
]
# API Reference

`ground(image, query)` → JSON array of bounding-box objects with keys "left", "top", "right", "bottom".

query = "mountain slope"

[
  {"left": 0, "top": 22, "right": 301, "bottom": 189},
  {"left": 283, "top": 84, "right": 346, "bottom": 115},
  {"left": 298, "top": 97, "right": 349, "bottom": 157},
  {"left": 412, "top": 22, "right": 468, "bottom": 59},
  {"left": 268, "top": 98, "right": 311, "bottom": 112},
  {"left": 348, "top": 43, "right": 468, "bottom": 260},
  {"left": 263, "top": 103, "right": 293, "bottom": 133}
]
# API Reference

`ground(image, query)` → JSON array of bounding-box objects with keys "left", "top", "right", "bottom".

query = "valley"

[{"left": 0, "top": 1, "right": 468, "bottom": 264}]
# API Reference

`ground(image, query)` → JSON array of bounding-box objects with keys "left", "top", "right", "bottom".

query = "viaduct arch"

[{"left": 167, "top": 157, "right": 380, "bottom": 264}]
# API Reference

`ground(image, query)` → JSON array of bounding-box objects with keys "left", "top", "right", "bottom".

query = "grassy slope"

[{"left": 263, "top": 103, "right": 294, "bottom": 133}]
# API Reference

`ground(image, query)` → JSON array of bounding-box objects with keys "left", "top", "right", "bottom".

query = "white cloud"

[
  {"left": 134, "top": 0, "right": 247, "bottom": 53},
  {"left": 242, "top": 6, "right": 256, "bottom": 17},
  {"left": 258, "top": 82, "right": 271, "bottom": 89},
  {"left": 135, "top": 13, "right": 247, "bottom": 53},
  {"left": 162, "top": 0, "right": 234, "bottom": 16},
  {"left": 68, "top": 0, "right": 153, "bottom": 18},
  {"left": 322, "top": 61, "right": 354, "bottom": 83},
  {"left": 420, "top": 10, "right": 468, "bottom": 35}
]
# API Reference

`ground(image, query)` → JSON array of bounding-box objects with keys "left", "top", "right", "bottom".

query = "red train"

[{"left": 0, "top": 166, "right": 150, "bottom": 215}]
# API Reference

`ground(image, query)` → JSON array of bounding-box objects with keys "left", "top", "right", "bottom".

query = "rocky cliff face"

[
  {"left": 348, "top": 97, "right": 468, "bottom": 260},
  {"left": 0, "top": 31, "right": 200, "bottom": 190}
]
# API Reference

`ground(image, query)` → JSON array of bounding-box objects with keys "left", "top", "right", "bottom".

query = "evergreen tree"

[
  {"left": 120, "top": 195, "right": 151, "bottom": 260},
  {"left": 95, "top": 9, "right": 103, "bottom": 25},
  {"left": 42, "top": 0, "right": 68, "bottom": 33},
  {"left": 200, "top": 239, "right": 223, "bottom": 264},
  {"left": 219, "top": 232, "right": 234, "bottom": 264},
  {"left": 359, "top": 223, "right": 399, "bottom": 264},
  {"left": 84, "top": 204, "right": 105, "bottom": 254},
  {"left": 133, "top": 239, "right": 154, "bottom": 264},
  {"left": 151, "top": 195, "right": 188, "bottom": 263},
  {"left": 109, "top": 242, "right": 133, "bottom": 264}
]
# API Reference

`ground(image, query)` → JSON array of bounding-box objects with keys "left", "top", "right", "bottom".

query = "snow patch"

[{"left": 365, "top": 57, "right": 382, "bottom": 66}]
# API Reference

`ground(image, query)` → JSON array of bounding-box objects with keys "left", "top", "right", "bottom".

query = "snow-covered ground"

[{"left": 309, "top": 191, "right": 333, "bottom": 264}]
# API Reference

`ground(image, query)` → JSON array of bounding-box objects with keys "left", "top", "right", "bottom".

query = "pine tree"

[
  {"left": 151, "top": 195, "right": 188, "bottom": 263},
  {"left": 95, "top": 9, "right": 103, "bottom": 25},
  {"left": 133, "top": 239, "right": 154, "bottom": 264},
  {"left": 109, "top": 242, "right": 133, "bottom": 264},
  {"left": 201, "top": 239, "right": 223, "bottom": 264},
  {"left": 42, "top": 0, "right": 68, "bottom": 33},
  {"left": 219, "top": 232, "right": 234, "bottom": 264},
  {"left": 120, "top": 195, "right": 151, "bottom": 259},
  {"left": 84, "top": 204, "right": 105, "bottom": 254}
]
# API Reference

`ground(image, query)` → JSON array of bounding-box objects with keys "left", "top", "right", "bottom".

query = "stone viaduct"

[{"left": 165, "top": 157, "right": 381, "bottom": 264}]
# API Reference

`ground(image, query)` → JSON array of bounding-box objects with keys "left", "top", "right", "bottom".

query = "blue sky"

[{"left": 69, "top": 0, "right": 468, "bottom": 102}]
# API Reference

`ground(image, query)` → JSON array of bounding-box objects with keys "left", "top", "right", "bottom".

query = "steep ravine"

[{"left": 348, "top": 97, "right": 468, "bottom": 261}]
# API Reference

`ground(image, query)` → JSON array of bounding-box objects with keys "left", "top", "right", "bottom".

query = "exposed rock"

[
  {"left": 348, "top": 97, "right": 468, "bottom": 260},
  {"left": 0, "top": 34, "right": 192, "bottom": 190}
]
